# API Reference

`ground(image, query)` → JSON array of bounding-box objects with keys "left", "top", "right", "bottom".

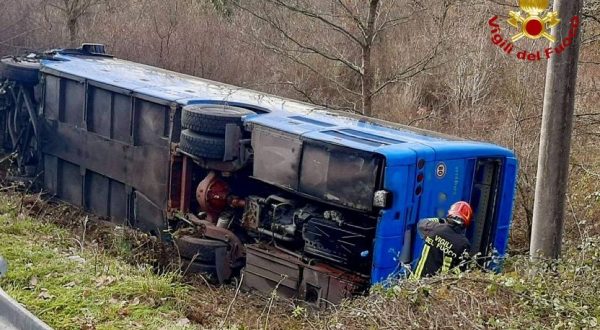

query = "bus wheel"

[
  {"left": 181, "top": 104, "right": 255, "bottom": 135},
  {"left": 179, "top": 129, "right": 225, "bottom": 159},
  {"left": 0, "top": 57, "right": 40, "bottom": 85},
  {"left": 174, "top": 235, "right": 228, "bottom": 263}
]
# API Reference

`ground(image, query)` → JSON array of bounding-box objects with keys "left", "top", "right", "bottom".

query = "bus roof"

[{"left": 41, "top": 53, "right": 515, "bottom": 161}]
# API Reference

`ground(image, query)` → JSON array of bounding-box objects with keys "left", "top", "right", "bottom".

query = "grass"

[
  {"left": 1, "top": 188, "right": 599, "bottom": 329},
  {"left": 318, "top": 238, "right": 600, "bottom": 329},
  {"left": 0, "top": 194, "right": 193, "bottom": 330}
]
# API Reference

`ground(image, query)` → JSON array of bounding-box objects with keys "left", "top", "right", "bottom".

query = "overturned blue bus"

[{"left": 0, "top": 44, "right": 517, "bottom": 305}]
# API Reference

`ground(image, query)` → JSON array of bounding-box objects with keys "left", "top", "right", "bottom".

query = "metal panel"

[
  {"left": 62, "top": 79, "right": 84, "bottom": 126},
  {"left": 251, "top": 125, "right": 302, "bottom": 190},
  {"left": 468, "top": 159, "right": 500, "bottom": 255},
  {"left": 58, "top": 159, "right": 82, "bottom": 206},
  {"left": 169, "top": 105, "right": 182, "bottom": 143},
  {"left": 85, "top": 170, "right": 110, "bottom": 217},
  {"left": 43, "top": 121, "right": 168, "bottom": 209},
  {"left": 490, "top": 157, "right": 518, "bottom": 271},
  {"left": 41, "top": 72, "right": 171, "bottom": 230},
  {"left": 242, "top": 245, "right": 366, "bottom": 305},
  {"left": 87, "top": 87, "right": 111, "bottom": 138},
  {"left": 301, "top": 263, "right": 367, "bottom": 307},
  {"left": 243, "top": 244, "right": 301, "bottom": 299},
  {"left": 133, "top": 191, "right": 165, "bottom": 234},
  {"left": 112, "top": 93, "right": 132, "bottom": 144},
  {"left": 43, "top": 155, "right": 58, "bottom": 195},
  {"left": 109, "top": 180, "right": 128, "bottom": 223},
  {"left": 43, "top": 75, "right": 60, "bottom": 121},
  {"left": 134, "top": 100, "right": 168, "bottom": 147}
]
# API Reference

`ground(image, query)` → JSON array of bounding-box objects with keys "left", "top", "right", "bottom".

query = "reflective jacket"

[{"left": 411, "top": 218, "right": 471, "bottom": 279}]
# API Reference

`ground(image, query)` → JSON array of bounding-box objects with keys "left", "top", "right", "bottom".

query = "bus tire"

[
  {"left": 181, "top": 105, "right": 255, "bottom": 135},
  {"left": 179, "top": 129, "right": 225, "bottom": 159},
  {"left": 174, "top": 235, "right": 228, "bottom": 263},
  {"left": 180, "top": 258, "right": 218, "bottom": 276}
]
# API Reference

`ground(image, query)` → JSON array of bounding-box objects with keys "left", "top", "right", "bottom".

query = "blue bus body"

[
  {"left": 244, "top": 111, "right": 518, "bottom": 282},
  {"left": 28, "top": 49, "right": 518, "bottom": 298}
]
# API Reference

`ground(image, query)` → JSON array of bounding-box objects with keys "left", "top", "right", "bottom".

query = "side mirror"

[{"left": 373, "top": 190, "right": 392, "bottom": 208}]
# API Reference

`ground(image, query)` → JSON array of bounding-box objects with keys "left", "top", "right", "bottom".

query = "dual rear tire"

[
  {"left": 176, "top": 105, "right": 255, "bottom": 281},
  {"left": 178, "top": 105, "right": 255, "bottom": 160}
]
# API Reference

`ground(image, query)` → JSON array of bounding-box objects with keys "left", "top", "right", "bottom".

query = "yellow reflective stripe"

[
  {"left": 411, "top": 245, "right": 430, "bottom": 279},
  {"left": 442, "top": 256, "right": 453, "bottom": 274}
]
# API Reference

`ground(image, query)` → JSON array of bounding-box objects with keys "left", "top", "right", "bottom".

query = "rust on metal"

[
  {"left": 241, "top": 197, "right": 261, "bottom": 229},
  {"left": 229, "top": 197, "right": 246, "bottom": 209},
  {"left": 196, "top": 171, "right": 230, "bottom": 223},
  {"left": 167, "top": 154, "right": 182, "bottom": 212},
  {"left": 242, "top": 244, "right": 367, "bottom": 306},
  {"left": 179, "top": 155, "right": 193, "bottom": 213},
  {"left": 188, "top": 214, "right": 246, "bottom": 265}
]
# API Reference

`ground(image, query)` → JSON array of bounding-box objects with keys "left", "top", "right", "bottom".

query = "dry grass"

[
  {"left": 0, "top": 1, "right": 598, "bottom": 328},
  {"left": 2, "top": 187, "right": 600, "bottom": 329},
  {"left": 0, "top": 193, "right": 192, "bottom": 329}
]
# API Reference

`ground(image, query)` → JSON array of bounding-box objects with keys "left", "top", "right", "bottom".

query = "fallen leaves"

[
  {"left": 94, "top": 275, "right": 116, "bottom": 288},
  {"left": 117, "top": 307, "right": 130, "bottom": 317},
  {"left": 176, "top": 317, "right": 191, "bottom": 326},
  {"left": 24, "top": 276, "right": 38, "bottom": 290},
  {"left": 37, "top": 288, "right": 55, "bottom": 300},
  {"left": 67, "top": 255, "right": 86, "bottom": 264}
]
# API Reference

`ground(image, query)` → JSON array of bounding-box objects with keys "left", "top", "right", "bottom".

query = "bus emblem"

[{"left": 436, "top": 163, "right": 447, "bottom": 178}]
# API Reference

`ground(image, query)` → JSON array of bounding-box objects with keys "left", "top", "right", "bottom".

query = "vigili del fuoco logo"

[{"left": 488, "top": 0, "right": 580, "bottom": 61}]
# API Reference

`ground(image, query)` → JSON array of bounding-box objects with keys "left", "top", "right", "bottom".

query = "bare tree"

[
  {"left": 211, "top": 0, "right": 448, "bottom": 116},
  {"left": 43, "top": 0, "right": 105, "bottom": 46},
  {"left": 150, "top": 0, "right": 182, "bottom": 66},
  {"left": 0, "top": 0, "right": 40, "bottom": 54}
]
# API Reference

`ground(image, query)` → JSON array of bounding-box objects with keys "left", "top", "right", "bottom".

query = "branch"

[
  {"left": 46, "top": 2, "right": 67, "bottom": 12},
  {"left": 234, "top": 1, "right": 362, "bottom": 74},
  {"left": 376, "top": 14, "right": 415, "bottom": 33},
  {"left": 371, "top": 54, "right": 434, "bottom": 96},
  {"left": 335, "top": 0, "right": 367, "bottom": 39},
  {"left": 269, "top": 0, "right": 366, "bottom": 47},
  {"left": 372, "top": 0, "right": 451, "bottom": 96},
  {"left": 258, "top": 39, "right": 362, "bottom": 97},
  {"left": 282, "top": 80, "right": 355, "bottom": 112},
  {"left": 582, "top": 13, "right": 600, "bottom": 25},
  {"left": 373, "top": 1, "right": 425, "bottom": 36},
  {"left": 574, "top": 112, "right": 600, "bottom": 117},
  {"left": 485, "top": 0, "right": 519, "bottom": 8}
]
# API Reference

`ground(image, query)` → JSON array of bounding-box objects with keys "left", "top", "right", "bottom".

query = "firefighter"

[{"left": 411, "top": 201, "right": 473, "bottom": 279}]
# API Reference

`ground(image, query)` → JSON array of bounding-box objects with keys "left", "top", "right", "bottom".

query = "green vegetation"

[
  {"left": 0, "top": 195, "right": 192, "bottom": 330},
  {"left": 322, "top": 239, "right": 600, "bottom": 329},
  {"left": 1, "top": 190, "right": 600, "bottom": 329},
  {"left": 0, "top": 184, "right": 599, "bottom": 330}
]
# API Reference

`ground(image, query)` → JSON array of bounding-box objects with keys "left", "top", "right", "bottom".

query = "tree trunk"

[
  {"left": 361, "top": 46, "right": 374, "bottom": 117},
  {"left": 67, "top": 18, "right": 78, "bottom": 47},
  {"left": 361, "top": 0, "right": 380, "bottom": 117},
  {"left": 530, "top": 0, "right": 583, "bottom": 259}
]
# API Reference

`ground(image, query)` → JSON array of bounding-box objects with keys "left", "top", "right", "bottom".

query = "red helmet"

[{"left": 448, "top": 201, "right": 473, "bottom": 227}]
